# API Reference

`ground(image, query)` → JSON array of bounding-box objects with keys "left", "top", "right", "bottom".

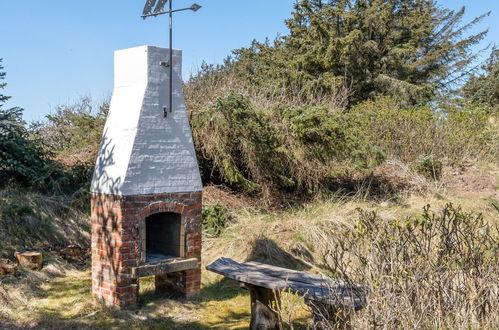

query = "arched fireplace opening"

[{"left": 145, "top": 212, "right": 185, "bottom": 263}]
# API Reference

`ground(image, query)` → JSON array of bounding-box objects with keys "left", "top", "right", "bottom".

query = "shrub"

[
  {"left": 39, "top": 97, "right": 108, "bottom": 189},
  {"left": 187, "top": 67, "right": 496, "bottom": 200},
  {"left": 415, "top": 155, "right": 443, "bottom": 180},
  {"left": 283, "top": 106, "right": 385, "bottom": 170},
  {"left": 442, "top": 104, "right": 498, "bottom": 162},
  {"left": 202, "top": 203, "right": 231, "bottom": 238},
  {"left": 350, "top": 97, "right": 498, "bottom": 164},
  {"left": 310, "top": 204, "right": 498, "bottom": 328},
  {"left": 193, "top": 92, "right": 292, "bottom": 194},
  {"left": 0, "top": 107, "right": 62, "bottom": 191},
  {"left": 187, "top": 58, "right": 498, "bottom": 202},
  {"left": 192, "top": 92, "right": 386, "bottom": 199}
]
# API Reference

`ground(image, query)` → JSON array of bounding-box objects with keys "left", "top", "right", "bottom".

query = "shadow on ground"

[
  {"left": 1, "top": 237, "right": 314, "bottom": 329},
  {"left": 246, "top": 237, "right": 311, "bottom": 271}
]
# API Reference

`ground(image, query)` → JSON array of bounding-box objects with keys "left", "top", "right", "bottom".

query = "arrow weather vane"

[{"left": 142, "top": 0, "right": 202, "bottom": 117}]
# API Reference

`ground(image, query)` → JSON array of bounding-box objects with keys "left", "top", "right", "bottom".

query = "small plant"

[
  {"left": 415, "top": 155, "right": 443, "bottom": 180},
  {"left": 202, "top": 203, "right": 231, "bottom": 238},
  {"left": 3, "top": 204, "right": 34, "bottom": 218}
]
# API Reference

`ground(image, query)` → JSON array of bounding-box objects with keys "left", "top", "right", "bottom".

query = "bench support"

[
  {"left": 245, "top": 284, "right": 282, "bottom": 330},
  {"left": 206, "top": 258, "right": 368, "bottom": 329}
]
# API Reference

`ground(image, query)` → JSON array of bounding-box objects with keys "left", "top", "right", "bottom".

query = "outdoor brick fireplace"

[{"left": 90, "top": 46, "right": 202, "bottom": 308}]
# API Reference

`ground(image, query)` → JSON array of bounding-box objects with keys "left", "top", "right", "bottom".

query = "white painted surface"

[{"left": 91, "top": 45, "right": 202, "bottom": 195}]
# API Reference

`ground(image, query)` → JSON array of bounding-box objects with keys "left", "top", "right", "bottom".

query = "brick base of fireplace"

[{"left": 91, "top": 192, "right": 202, "bottom": 308}]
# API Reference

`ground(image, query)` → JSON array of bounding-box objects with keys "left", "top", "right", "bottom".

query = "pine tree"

[
  {"left": 461, "top": 48, "right": 498, "bottom": 111},
  {"left": 232, "top": 0, "right": 489, "bottom": 105},
  {"left": 0, "top": 58, "right": 11, "bottom": 107},
  {"left": 0, "top": 58, "right": 52, "bottom": 188}
]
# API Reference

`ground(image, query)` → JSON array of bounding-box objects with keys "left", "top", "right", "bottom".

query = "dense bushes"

[
  {"left": 0, "top": 98, "right": 107, "bottom": 196},
  {"left": 192, "top": 92, "right": 390, "bottom": 198},
  {"left": 193, "top": 93, "right": 284, "bottom": 192},
  {"left": 0, "top": 107, "right": 61, "bottom": 191},
  {"left": 38, "top": 97, "right": 108, "bottom": 190},
  {"left": 184, "top": 0, "right": 497, "bottom": 199},
  {"left": 190, "top": 87, "right": 497, "bottom": 198},
  {"left": 309, "top": 204, "right": 498, "bottom": 328},
  {"left": 283, "top": 106, "right": 384, "bottom": 168},
  {"left": 3, "top": 81, "right": 495, "bottom": 201},
  {"left": 349, "top": 97, "right": 498, "bottom": 164}
]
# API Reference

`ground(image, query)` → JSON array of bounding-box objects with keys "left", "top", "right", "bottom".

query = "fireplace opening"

[{"left": 145, "top": 212, "right": 184, "bottom": 263}]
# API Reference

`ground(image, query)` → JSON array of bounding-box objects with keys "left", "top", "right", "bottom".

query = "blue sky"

[{"left": 1, "top": 0, "right": 497, "bottom": 121}]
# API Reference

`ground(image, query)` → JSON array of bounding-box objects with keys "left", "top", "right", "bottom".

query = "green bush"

[
  {"left": 415, "top": 155, "right": 443, "bottom": 180},
  {"left": 190, "top": 87, "right": 497, "bottom": 200},
  {"left": 193, "top": 92, "right": 292, "bottom": 193},
  {"left": 350, "top": 97, "right": 498, "bottom": 164},
  {"left": 0, "top": 106, "right": 101, "bottom": 195},
  {"left": 283, "top": 106, "right": 385, "bottom": 170},
  {"left": 192, "top": 92, "right": 387, "bottom": 198},
  {"left": 442, "top": 104, "right": 498, "bottom": 161},
  {"left": 202, "top": 203, "right": 231, "bottom": 238},
  {"left": 0, "top": 107, "right": 62, "bottom": 191},
  {"left": 40, "top": 97, "right": 108, "bottom": 189}
]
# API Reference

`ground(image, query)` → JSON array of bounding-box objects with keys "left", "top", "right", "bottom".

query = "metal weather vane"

[{"left": 142, "top": 0, "right": 202, "bottom": 117}]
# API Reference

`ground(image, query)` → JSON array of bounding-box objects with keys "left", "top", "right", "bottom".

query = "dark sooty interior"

[{"left": 145, "top": 212, "right": 183, "bottom": 262}]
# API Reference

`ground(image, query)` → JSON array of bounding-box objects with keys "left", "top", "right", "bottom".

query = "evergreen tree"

[
  {"left": 0, "top": 58, "right": 11, "bottom": 106},
  {"left": 0, "top": 58, "right": 57, "bottom": 189},
  {"left": 232, "top": 0, "right": 489, "bottom": 105},
  {"left": 461, "top": 48, "right": 498, "bottom": 111}
]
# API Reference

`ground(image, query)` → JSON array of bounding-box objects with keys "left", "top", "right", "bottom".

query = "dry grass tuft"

[
  {"left": 203, "top": 185, "right": 255, "bottom": 211},
  {"left": 0, "top": 189, "right": 91, "bottom": 258}
]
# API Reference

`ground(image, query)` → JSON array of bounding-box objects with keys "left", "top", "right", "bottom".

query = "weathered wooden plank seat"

[{"left": 206, "top": 257, "right": 369, "bottom": 329}]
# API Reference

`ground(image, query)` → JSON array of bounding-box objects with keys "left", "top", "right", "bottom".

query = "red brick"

[
  {"left": 92, "top": 191, "right": 202, "bottom": 308},
  {"left": 186, "top": 233, "right": 201, "bottom": 240}
]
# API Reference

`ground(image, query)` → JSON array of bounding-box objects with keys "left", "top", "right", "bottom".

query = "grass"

[
  {"left": 0, "top": 188, "right": 90, "bottom": 258},
  {"left": 0, "top": 163, "right": 497, "bottom": 328},
  {"left": 1, "top": 267, "right": 311, "bottom": 329}
]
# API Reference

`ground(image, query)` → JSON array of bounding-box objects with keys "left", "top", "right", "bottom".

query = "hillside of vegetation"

[
  {"left": 0, "top": 180, "right": 497, "bottom": 328},
  {"left": 1, "top": 0, "right": 498, "bottom": 328}
]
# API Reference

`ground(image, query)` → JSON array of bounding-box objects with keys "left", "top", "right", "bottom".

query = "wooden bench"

[{"left": 206, "top": 257, "right": 369, "bottom": 329}]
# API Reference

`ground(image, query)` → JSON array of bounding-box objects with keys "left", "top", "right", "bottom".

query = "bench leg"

[
  {"left": 245, "top": 284, "right": 281, "bottom": 330},
  {"left": 306, "top": 299, "right": 352, "bottom": 330}
]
